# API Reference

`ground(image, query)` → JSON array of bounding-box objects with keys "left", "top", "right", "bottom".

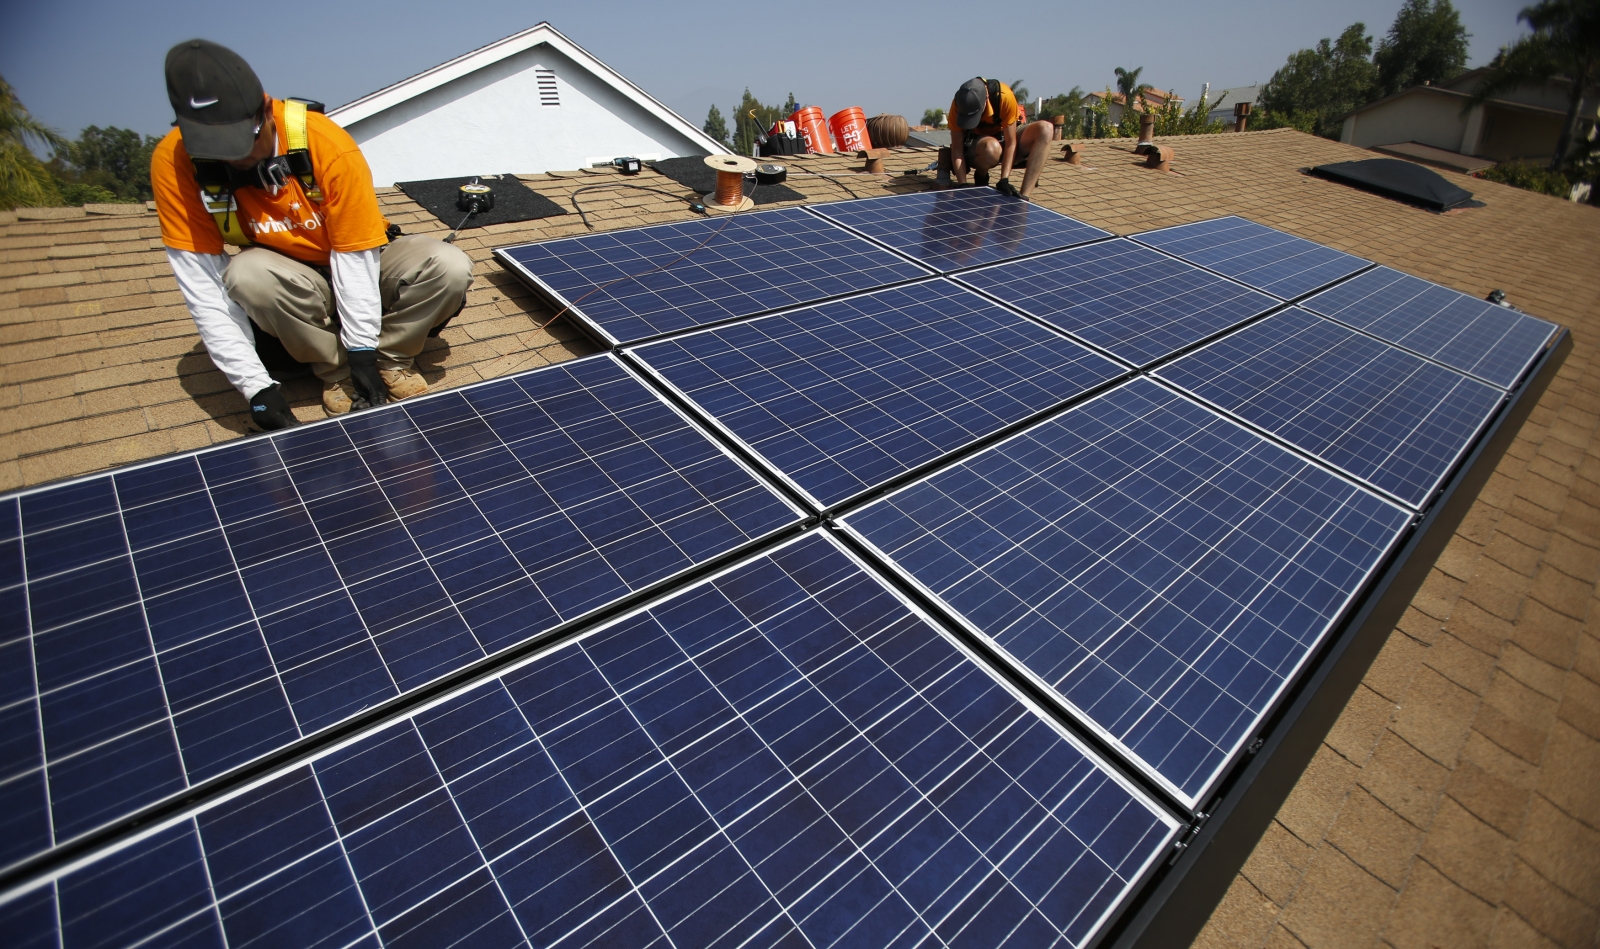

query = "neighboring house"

[
  {"left": 1082, "top": 87, "right": 1185, "bottom": 124},
  {"left": 328, "top": 22, "right": 729, "bottom": 183},
  {"left": 1338, "top": 68, "right": 1594, "bottom": 170},
  {"left": 1206, "top": 84, "right": 1261, "bottom": 124}
]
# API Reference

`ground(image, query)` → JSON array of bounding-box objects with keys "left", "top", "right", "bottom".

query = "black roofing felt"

[
  {"left": 650, "top": 157, "right": 804, "bottom": 205},
  {"left": 1311, "top": 158, "right": 1478, "bottom": 212},
  {"left": 395, "top": 174, "right": 566, "bottom": 229}
]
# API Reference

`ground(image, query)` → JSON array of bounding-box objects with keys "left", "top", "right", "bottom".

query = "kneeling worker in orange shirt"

[
  {"left": 153, "top": 39, "right": 473, "bottom": 431},
  {"left": 937, "top": 77, "right": 1054, "bottom": 200}
]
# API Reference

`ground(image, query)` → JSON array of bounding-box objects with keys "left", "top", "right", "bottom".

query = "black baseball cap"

[
  {"left": 165, "top": 39, "right": 264, "bottom": 161},
  {"left": 954, "top": 78, "right": 988, "bottom": 130}
]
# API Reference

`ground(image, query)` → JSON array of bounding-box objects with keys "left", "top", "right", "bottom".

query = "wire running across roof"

[
  {"left": 955, "top": 239, "right": 1281, "bottom": 367},
  {"left": 494, "top": 207, "right": 929, "bottom": 345},
  {"left": 839, "top": 379, "right": 1412, "bottom": 806},
  {"left": 0, "top": 354, "right": 801, "bottom": 870},
  {"left": 1155, "top": 308, "right": 1505, "bottom": 508},
  {"left": 1, "top": 532, "right": 1181, "bottom": 949},
  {"left": 1131, "top": 216, "right": 1370, "bottom": 300},
  {"left": 630, "top": 280, "right": 1129, "bottom": 509},
  {"left": 1299, "top": 265, "right": 1559, "bottom": 389},
  {"left": 808, "top": 190, "right": 1112, "bottom": 273}
]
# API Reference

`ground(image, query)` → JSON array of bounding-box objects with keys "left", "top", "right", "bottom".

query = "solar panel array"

[
  {"left": 3, "top": 532, "right": 1179, "bottom": 949},
  {"left": 1155, "top": 308, "right": 1504, "bottom": 508},
  {"left": 632, "top": 280, "right": 1128, "bottom": 509},
  {"left": 495, "top": 207, "right": 929, "bottom": 345},
  {"left": 1, "top": 354, "right": 800, "bottom": 869},
  {"left": 808, "top": 190, "right": 1111, "bottom": 273},
  {"left": 955, "top": 239, "right": 1281, "bottom": 367},
  {"left": 1299, "top": 265, "right": 1558, "bottom": 389},
  {"left": 2, "top": 206, "right": 1561, "bottom": 949},
  {"left": 839, "top": 380, "right": 1411, "bottom": 804},
  {"left": 1132, "top": 216, "right": 1370, "bottom": 300}
]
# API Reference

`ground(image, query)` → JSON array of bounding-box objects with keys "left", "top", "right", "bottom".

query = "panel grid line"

[{"left": 839, "top": 379, "right": 1413, "bottom": 807}]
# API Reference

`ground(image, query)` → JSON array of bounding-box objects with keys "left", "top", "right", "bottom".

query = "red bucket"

[
  {"left": 829, "top": 107, "right": 872, "bottom": 153},
  {"left": 791, "top": 106, "right": 834, "bottom": 155}
]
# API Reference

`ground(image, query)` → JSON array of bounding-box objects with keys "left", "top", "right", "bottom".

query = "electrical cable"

[
  {"left": 536, "top": 174, "right": 755, "bottom": 331},
  {"left": 568, "top": 182, "right": 709, "bottom": 230}
]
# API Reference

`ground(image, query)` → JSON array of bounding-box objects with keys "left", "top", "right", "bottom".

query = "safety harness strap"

[{"left": 196, "top": 100, "right": 322, "bottom": 247}]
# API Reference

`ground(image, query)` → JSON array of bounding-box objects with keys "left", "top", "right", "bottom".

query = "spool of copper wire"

[{"left": 701, "top": 155, "right": 757, "bottom": 213}]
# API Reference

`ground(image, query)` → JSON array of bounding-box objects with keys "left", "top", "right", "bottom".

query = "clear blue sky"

[{"left": 3, "top": 0, "right": 1529, "bottom": 142}]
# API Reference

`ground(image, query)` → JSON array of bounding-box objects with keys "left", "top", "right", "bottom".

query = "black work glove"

[
  {"left": 249, "top": 384, "right": 298, "bottom": 431},
  {"left": 347, "top": 349, "right": 388, "bottom": 410},
  {"left": 995, "top": 176, "right": 1019, "bottom": 198}
]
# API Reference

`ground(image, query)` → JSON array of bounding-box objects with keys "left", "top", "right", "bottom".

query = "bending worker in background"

[
  {"left": 153, "top": 39, "right": 473, "bottom": 431},
  {"left": 937, "top": 77, "right": 1053, "bottom": 200}
]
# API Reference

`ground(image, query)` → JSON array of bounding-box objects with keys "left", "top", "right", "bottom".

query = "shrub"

[{"left": 1475, "top": 161, "right": 1573, "bottom": 198}]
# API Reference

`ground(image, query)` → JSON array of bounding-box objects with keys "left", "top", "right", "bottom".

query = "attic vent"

[{"left": 536, "top": 68, "right": 559, "bottom": 107}]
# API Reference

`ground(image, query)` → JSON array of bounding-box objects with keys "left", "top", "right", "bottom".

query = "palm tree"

[
  {"left": 1009, "top": 79, "right": 1031, "bottom": 104},
  {"left": 1114, "top": 66, "right": 1155, "bottom": 113},
  {"left": 1469, "top": 0, "right": 1600, "bottom": 171},
  {"left": 0, "top": 75, "right": 65, "bottom": 209}
]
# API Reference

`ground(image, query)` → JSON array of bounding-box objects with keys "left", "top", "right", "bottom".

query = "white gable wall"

[{"left": 337, "top": 44, "right": 709, "bottom": 183}]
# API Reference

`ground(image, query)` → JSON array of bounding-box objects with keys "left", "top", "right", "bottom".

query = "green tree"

[
  {"left": 1374, "top": 0, "right": 1471, "bottom": 96},
  {"left": 1151, "top": 87, "right": 1232, "bottom": 136},
  {"left": 1256, "top": 23, "right": 1379, "bottom": 138},
  {"left": 1009, "top": 79, "right": 1031, "bottom": 105},
  {"left": 921, "top": 108, "right": 946, "bottom": 126},
  {"left": 1037, "top": 88, "right": 1085, "bottom": 137},
  {"left": 702, "top": 104, "right": 730, "bottom": 146},
  {"left": 51, "top": 125, "right": 157, "bottom": 202},
  {"left": 1114, "top": 66, "right": 1153, "bottom": 112},
  {"left": 1469, "top": 0, "right": 1600, "bottom": 171},
  {"left": 782, "top": 93, "right": 798, "bottom": 115},
  {"left": 0, "top": 75, "right": 66, "bottom": 209}
]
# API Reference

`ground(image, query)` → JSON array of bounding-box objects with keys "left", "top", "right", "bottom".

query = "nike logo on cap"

[{"left": 189, "top": 96, "right": 219, "bottom": 108}]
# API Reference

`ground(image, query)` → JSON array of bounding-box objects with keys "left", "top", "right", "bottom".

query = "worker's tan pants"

[{"left": 224, "top": 236, "right": 474, "bottom": 382}]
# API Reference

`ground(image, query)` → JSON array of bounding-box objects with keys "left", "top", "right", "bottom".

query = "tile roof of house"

[{"left": 3, "top": 129, "right": 1598, "bottom": 948}]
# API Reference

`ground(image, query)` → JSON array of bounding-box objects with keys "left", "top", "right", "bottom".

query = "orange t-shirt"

[
  {"left": 951, "top": 81, "right": 1021, "bottom": 139},
  {"left": 153, "top": 98, "right": 387, "bottom": 266}
]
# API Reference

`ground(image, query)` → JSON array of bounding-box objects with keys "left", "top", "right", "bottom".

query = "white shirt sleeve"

[
  {"left": 330, "top": 248, "right": 383, "bottom": 351},
  {"left": 165, "top": 248, "right": 274, "bottom": 399}
]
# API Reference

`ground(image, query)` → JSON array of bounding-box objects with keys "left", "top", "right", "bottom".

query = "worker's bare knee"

[
  {"left": 973, "top": 139, "right": 1002, "bottom": 168},
  {"left": 1022, "top": 121, "right": 1053, "bottom": 149}
]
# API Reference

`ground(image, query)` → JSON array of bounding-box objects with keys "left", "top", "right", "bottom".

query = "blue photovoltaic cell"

[
  {"left": 840, "top": 379, "right": 1410, "bottom": 804},
  {"left": 0, "top": 353, "right": 800, "bottom": 871},
  {"left": 1, "top": 532, "right": 1179, "bottom": 949},
  {"left": 955, "top": 238, "right": 1280, "bottom": 366},
  {"left": 1299, "top": 266, "right": 1557, "bottom": 389},
  {"left": 809, "top": 190, "right": 1111, "bottom": 273},
  {"left": 1155, "top": 308, "right": 1504, "bottom": 507},
  {"left": 495, "top": 207, "right": 929, "bottom": 345},
  {"left": 632, "top": 280, "right": 1129, "bottom": 509},
  {"left": 1131, "top": 216, "right": 1369, "bottom": 300}
]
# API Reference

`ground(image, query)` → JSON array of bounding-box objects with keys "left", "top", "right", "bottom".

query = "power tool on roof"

[{"left": 444, "top": 179, "right": 494, "bottom": 243}]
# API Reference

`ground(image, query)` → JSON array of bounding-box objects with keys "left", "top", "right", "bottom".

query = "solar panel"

[
  {"left": 838, "top": 378, "right": 1411, "bottom": 806},
  {"left": 1131, "top": 216, "right": 1370, "bottom": 300},
  {"left": 630, "top": 280, "right": 1129, "bottom": 509},
  {"left": 808, "top": 190, "right": 1111, "bottom": 273},
  {"left": 0, "top": 353, "right": 801, "bottom": 870},
  {"left": 4, "top": 531, "right": 1181, "bottom": 949},
  {"left": 1154, "top": 308, "right": 1504, "bottom": 508},
  {"left": 494, "top": 207, "right": 930, "bottom": 345},
  {"left": 1299, "top": 266, "right": 1557, "bottom": 389},
  {"left": 954, "top": 238, "right": 1281, "bottom": 366}
]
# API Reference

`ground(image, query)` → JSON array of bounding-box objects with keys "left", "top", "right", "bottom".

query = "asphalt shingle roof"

[{"left": 2, "top": 128, "right": 1597, "bottom": 949}]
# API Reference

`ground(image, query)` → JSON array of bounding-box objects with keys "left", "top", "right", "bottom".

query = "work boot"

[
  {"left": 380, "top": 368, "right": 429, "bottom": 401},
  {"left": 322, "top": 379, "right": 359, "bottom": 415},
  {"left": 974, "top": 170, "right": 989, "bottom": 187}
]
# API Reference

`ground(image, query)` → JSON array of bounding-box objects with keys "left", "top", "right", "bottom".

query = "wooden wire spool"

[
  {"left": 865, "top": 114, "right": 909, "bottom": 149},
  {"left": 701, "top": 155, "right": 757, "bottom": 212}
]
